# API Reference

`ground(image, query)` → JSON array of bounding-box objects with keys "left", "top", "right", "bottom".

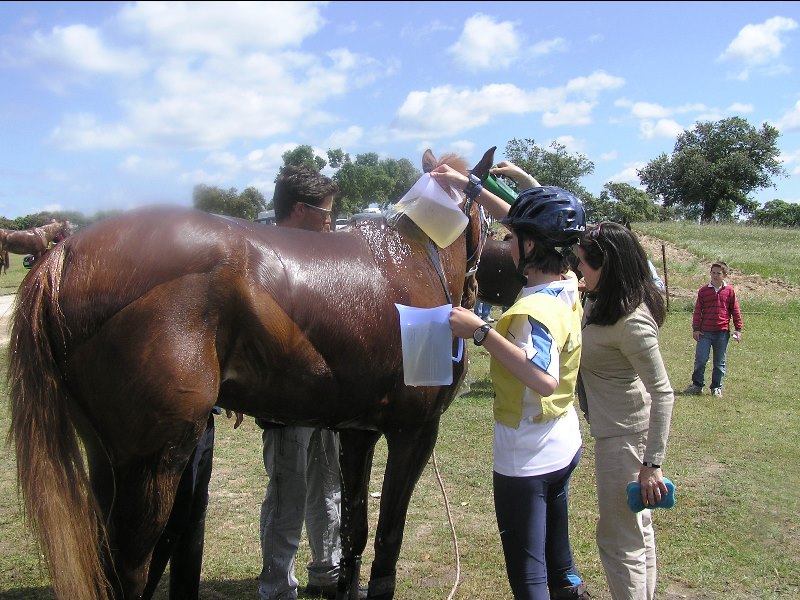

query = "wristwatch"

[
  {"left": 464, "top": 173, "right": 483, "bottom": 201},
  {"left": 472, "top": 323, "right": 491, "bottom": 346}
]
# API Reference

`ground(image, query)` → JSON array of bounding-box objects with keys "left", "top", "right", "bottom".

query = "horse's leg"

[
  {"left": 67, "top": 286, "right": 220, "bottom": 599},
  {"left": 88, "top": 450, "right": 192, "bottom": 599},
  {"left": 367, "top": 418, "right": 442, "bottom": 600},
  {"left": 336, "top": 429, "right": 382, "bottom": 600}
]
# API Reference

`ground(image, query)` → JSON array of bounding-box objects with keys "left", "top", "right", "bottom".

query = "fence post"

[{"left": 661, "top": 242, "right": 669, "bottom": 311}]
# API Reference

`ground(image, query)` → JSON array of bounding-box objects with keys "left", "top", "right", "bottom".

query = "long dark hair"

[{"left": 580, "top": 222, "right": 665, "bottom": 327}]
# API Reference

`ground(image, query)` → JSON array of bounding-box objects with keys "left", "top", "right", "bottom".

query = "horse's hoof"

[{"left": 366, "top": 575, "right": 395, "bottom": 599}]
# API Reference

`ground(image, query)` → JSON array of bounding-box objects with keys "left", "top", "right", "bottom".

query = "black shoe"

[
  {"left": 304, "top": 583, "right": 368, "bottom": 599},
  {"left": 550, "top": 582, "right": 592, "bottom": 600}
]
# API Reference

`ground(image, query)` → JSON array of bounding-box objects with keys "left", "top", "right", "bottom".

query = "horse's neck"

[{"left": 40, "top": 223, "right": 60, "bottom": 239}]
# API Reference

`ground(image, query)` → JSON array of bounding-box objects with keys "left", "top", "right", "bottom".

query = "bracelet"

[
  {"left": 642, "top": 461, "right": 661, "bottom": 469},
  {"left": 464, "top": 173, "right": 483, "bottom": 201}
]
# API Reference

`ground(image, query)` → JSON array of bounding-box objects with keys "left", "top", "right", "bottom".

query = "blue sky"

[{"left": 1, "top": 1, "right": 799, "bottom": 219}]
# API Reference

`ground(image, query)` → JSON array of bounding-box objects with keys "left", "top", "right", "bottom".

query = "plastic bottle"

[{"left": 482, "top": 171, "right": 517, "bottom": 204}]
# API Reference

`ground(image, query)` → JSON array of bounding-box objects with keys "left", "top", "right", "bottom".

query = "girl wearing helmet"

[{"left": 432, "top": 165, "right": 591, "bottom": 600}]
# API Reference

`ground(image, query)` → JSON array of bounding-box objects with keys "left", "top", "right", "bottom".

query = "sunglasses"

[
  {"left": 586, "top": 223, "right": 603, "bottom": 240},
  {"left": 299, "top": 202, "right": 332, "bottom": 216}
]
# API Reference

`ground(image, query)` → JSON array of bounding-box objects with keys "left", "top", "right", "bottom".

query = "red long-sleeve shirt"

[{"left": 692, "top": 283, "right": 743, "bottom": 332}]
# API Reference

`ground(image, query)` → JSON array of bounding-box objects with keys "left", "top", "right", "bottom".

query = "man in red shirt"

[{"left": 684, "top": 262, "right": 743, "bottom": 398}]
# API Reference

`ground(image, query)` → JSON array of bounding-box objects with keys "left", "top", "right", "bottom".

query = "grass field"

[{"left": 1, "top": 223, "right": 799, "bottom": 599}]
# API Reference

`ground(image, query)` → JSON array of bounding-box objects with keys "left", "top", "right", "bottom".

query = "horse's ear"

[
  {"left": 422, "top": 149, "right": 437, "bottom": 173},
  {"left": 470, "top": 146, "right": 496, "bottom": 180}
]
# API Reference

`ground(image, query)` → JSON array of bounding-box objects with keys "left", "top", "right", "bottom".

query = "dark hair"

[
  {"left": 512, "top": 229, "right": 571, "bottom": 275},
  {"left": 273, "top": 165, "right": 338, "bottom": 222},
  {"left": 580, "top": 222, "right": 666, "bottom": 327}
]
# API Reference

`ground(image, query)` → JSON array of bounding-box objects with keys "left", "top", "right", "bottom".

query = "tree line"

[{"left": 5, "top": 116, "right": 797, "bottom": 229}]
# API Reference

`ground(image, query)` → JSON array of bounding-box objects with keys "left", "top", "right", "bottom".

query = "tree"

[
  {"left": 637, "top": 117, "right": 786, "bottom": 223},
  {"left": 751, "top": 199, "right": 800, "bottom": 228},
  {"left": 281, "top": 144, "right": 327, "bottom": 172},
  {"left": 501, "top": 137, "right": 599, "bottom": 221},
  {"left": 329, "top": 153, "right": 420, "bottom": 216},
  {"left": 503, "top": 138, "right": 595, "bottom": 198},
  {"left": 193, "top": 184, "right": 266, "bottom": 219},
  {"left": 598, "top": 182, "right": 660, "bottom": 224}
]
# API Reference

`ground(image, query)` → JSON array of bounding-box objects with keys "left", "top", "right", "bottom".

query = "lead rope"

[{"left": 432, "top": 449, "right": 461, "bottom": 600}]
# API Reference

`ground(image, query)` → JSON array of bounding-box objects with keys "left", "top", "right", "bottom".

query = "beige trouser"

[{"left": 594, "top": 432, "right": 657, "bottom": 600}]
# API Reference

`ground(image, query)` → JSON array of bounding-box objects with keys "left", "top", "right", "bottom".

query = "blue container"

[{"left": 626, "top": 478, "right": 676, "bottom": 513}]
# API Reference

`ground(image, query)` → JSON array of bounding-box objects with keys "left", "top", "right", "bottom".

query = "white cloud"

[
  {"left": 447, "top": 14, "right": 521, "bottom": 70},
  {"left": 388, "top": 71, "right": 623, "bottom": 140},
  {"left": 606, "top": 162, "right": 646, "bottom": 185},
  {"left": 543, "top": 102, "right": 595, "bottom": 127},
  {"left": 530, "top": 37, "right": 568, "bottom": 57},
  {"left": 599, "top": 150, "right": 618, "bottom": 161},
  {"left": 29, "top": 24, "right": 148, "bottom": 75},
  {"left": 324, "top": 126, "right": 364, "bottom": 150},
  {"left": 565, "top": 71, "right": 625, "bottom": 97},
  {"left": 726, "top": 102, "right": 754, "bottom": 114},
  {"left": 118, "top": 1, "right": 326, "bottom": 54},
  {"left": 776, "top": 100, "right": 800, "bottom": 131},
  {"left": 446, "top": 139, "right": 476, "bottom": 157},
  {"left": 119, "top": 154, "right": 180, "bottom": 174},
  {"left": 780, "top": 148, "right": 800, "bottom": 174},
  {"left": 639, "top": 119, "right": 685, "bottom": 140},
  {"left": 550, "top": 135, "right": 585, "bottom": 154},
  {"left": 49, "top": 113, "right": 137, "bottom": 149},
  {"left": 719, "top": 16, "right": 798, "bottom": 80}
]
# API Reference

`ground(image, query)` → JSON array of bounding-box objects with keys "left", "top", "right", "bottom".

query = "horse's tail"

[{"left": 7, "top": 243, "right": 111, "bottom": 600}]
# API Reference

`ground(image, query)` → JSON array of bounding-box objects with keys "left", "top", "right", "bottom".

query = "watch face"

[{"left": 474, "top": 324, "right": 489, "bottom": 344}]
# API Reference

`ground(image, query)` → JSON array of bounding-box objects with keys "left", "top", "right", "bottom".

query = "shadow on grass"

[
  {"left": 0, "top": 587, "right": 53, "bottom": 599},
  {"left": 458, "top": 378, "right": 493, "bottom": 401}
]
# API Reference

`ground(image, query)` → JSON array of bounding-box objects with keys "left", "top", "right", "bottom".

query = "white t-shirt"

[{"left": 493, "top": 281, "right": 582, "bottom": 477}]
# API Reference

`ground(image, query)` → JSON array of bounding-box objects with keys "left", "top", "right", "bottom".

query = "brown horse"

[
  {"left": 0, "top": 220, "right": 72, "bottom": 273},
  {"left": 8, "top": 148, "right": 494, "bottom": 600},
  {"left": 475, "top": 237, "right": 521, "bottom": 308}
]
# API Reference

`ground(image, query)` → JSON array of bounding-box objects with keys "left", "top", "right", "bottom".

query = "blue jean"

[
  {"left": 259, "top": 426, "right": 342, "bottom": 600},
  {"left": 475, "top": 301, "right": 492, "bottom": 320},
  {"left": 493, "top": 449, "right": 583, "bottom": 600},
  {"left": 691, "top": 330, "right": 730, "bottom": 390}
]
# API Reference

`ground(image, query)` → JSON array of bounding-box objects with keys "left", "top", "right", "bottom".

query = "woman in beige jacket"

[{"left": 574, "top": 222, "right": 674, "bottom": 600}]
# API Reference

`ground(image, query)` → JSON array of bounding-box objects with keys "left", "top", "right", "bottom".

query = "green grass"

[
  {"left": 1, "top": 224, "right": 799, "bottom": 599},
  {"left": 0, "top": 261, "right": 30, "bottom": 296},
  {"left": 637, "top": 221, "right": 800, "bottom": 287}
]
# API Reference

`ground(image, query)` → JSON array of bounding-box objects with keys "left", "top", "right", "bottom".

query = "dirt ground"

[
  {"left": 638, "top": 234, "right": 800, "bottom": 302},
  {"left": 0, "top": 294, "right": 13, "bottom": 345}
]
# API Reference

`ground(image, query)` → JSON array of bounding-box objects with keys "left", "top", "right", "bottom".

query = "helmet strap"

[{"left": 515, "top": 235, "right": 529, "bottom": 284}]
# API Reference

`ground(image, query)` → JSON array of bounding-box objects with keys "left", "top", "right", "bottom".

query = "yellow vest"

[{"left": 491, "top": 292, "right": 582, "bottom": 428}]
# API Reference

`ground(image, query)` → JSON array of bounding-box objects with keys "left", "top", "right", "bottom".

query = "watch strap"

[{"left": 464, "top": 173, "right": 483, "bottom": 201}]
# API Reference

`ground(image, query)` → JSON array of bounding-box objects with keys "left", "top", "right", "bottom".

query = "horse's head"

[
  {"left": 41, "top": 220, "right": 72, "bottom": 243},
  {"left": 422, "top": 147, "right": 495, "bottom": 309}
]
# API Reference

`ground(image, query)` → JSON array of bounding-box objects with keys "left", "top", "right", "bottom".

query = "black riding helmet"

[
  {"left": 500, "top": 186, "right": 586, "bottom": 282},
  {"left": 500, "top": 186, "right": 586, "bottom": 246}
]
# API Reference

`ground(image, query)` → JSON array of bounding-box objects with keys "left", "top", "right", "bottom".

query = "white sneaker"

[{"left": 711, "top": 387, "right": 723, "bottom": 398}]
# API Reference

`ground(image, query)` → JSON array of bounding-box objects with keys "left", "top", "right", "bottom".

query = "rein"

[{"left": 423, "top": 198, "right": 488, "bottom": 306}]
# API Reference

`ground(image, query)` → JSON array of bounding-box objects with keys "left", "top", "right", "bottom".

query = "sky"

[{"left": 1, "top": 1, "right": 799, "bottom": 220}]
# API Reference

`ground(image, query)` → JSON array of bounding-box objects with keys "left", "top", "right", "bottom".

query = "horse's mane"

[{"left": 435, "top": 153, "right": 469, "bottom": 175}]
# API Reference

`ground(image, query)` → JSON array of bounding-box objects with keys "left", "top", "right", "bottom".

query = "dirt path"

[{"left": 638, "top": 234, "right": 800, "bottom": 302}]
